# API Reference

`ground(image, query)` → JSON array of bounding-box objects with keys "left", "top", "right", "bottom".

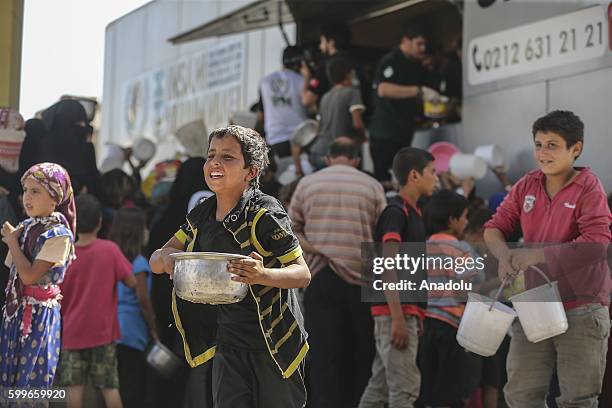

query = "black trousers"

[
  {"left": 418, "top": 318, "right": 482, "bottom": 407},
  {"left": 303, "top": 265, "right": 375, "bottom": 408},
  {"left": 369, "top": 138, "right": 413, "bottom": 181},
  {"left": 212, "top": 343, "right": 306, "bottom": 408},
  {"left": 117, "top": 344, "right": 149, "bottom": 408},
  {"left": 184, "top": 363, "right": 214, "bottom": 408}
]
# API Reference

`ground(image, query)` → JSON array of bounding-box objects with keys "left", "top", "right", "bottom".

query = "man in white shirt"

[{"left": 259, "top": 46, "right": 308, "bottom": 175}]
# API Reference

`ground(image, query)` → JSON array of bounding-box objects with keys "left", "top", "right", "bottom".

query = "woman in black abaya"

[{"left": 40, "top": 100, "right": 101, "bottom": 198}]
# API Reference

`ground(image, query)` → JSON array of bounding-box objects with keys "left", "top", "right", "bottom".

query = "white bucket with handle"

[
  {"left": 456, "top": 282, "right": 517, "bottom": 357},
  {"left": 510, "top": 266, "right": 568, "bottom": 343},
  {"left": 474, "top": 144, "right": 505, "bottom": 168}
]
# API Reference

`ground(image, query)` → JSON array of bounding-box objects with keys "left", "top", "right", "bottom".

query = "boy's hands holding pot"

[
  {"left": 159, "top": 248, "right": 181, "bottom": 278},
  {"left": 228, "top": 252, "right": 268, "bottom": 285}
]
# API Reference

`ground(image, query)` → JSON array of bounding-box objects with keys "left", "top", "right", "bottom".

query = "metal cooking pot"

[
  {"left": 424, "top": 96, "right": 450, "bottom": 119},
  {"left": 290, "top": 119, "right": 318, "bottom": 147},
  {"left": 170, "top": 251, "right": 249, "bottom": 304},
  {"left": 146, "top": 341, "right": 182, "bottom": 378}
]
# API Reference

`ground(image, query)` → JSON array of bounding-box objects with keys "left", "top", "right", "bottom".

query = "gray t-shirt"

[{"left": 309, "top": 86, "right": 364, "bottom": 158}]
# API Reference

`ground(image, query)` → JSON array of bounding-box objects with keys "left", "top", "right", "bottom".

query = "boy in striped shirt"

[{"left": 419, "top": 190, "right": 485, "bottom": 407}]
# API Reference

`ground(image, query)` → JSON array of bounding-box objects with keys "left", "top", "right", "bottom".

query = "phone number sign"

[{"left": 468, "top": 6, "right": 608, "bottom": 85}]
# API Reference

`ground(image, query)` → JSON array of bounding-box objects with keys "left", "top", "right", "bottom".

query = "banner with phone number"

[{"left": 468, "top": 5, "right": 609, "bottom": 85}]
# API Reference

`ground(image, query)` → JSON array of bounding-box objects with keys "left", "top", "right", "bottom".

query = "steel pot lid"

[{"left": 170, "top": 251, "right": 249, "bottom": 261}]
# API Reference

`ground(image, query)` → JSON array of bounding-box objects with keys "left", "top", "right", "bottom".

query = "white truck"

[{"left": 101, "top": 0, "right": 612, "bottom": 194}]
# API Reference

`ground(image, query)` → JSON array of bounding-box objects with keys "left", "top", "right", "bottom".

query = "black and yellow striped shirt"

[{"left": 171, "top": 188, "right": 308, "bottom": 379}]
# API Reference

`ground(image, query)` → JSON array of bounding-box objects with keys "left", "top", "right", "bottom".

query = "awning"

[
  {"left": 168, "top": 0, "right": 454, "bottom": 45},
  {"left": 168, "top": 0, "right": 294, "bottom": 44}
]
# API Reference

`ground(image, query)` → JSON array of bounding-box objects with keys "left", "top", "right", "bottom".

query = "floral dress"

[{"left": 0, "top": 214, "right": 74, "bottom": 387}]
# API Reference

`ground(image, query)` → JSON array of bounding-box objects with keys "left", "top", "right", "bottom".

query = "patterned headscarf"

[{"left": 21, "top": 162, "right": 76, "bottom": 235}]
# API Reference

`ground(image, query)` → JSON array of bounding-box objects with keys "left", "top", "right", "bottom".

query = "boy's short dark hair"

[
  {"left": 76, "top": 194, "right": 102, "bottom": 234},
  {"left": 326, "top": 57, "right": 352, "bottom": 85},
  {"left": 532, "top": 110, "right": 584, "bottom": 157},
  {"left": 328, "top": 138, "right": 360, "bottom": 159},
  {"left": 400, "top": 23, "right": 426, "bottom": 40},
  {"left": 208, "top": 125, "right": 270, "bottom": 188},
  {"left": 392, "top": 147, "right": 434, "bottom": 186},
  {"left": 100, "top": 169, "right": 133, "bottom": 209},
  {"left": 320, "top": 23, "right": 350, "bottom": 49},
  {"left": 282, "top": 45, "right": 303, "bottom": 70},
  {"left": 466, "top": 208, "right": 493, "bottom": 233},
  {"left": 424, "top": 190, "right": 469, "bottom": 235}
]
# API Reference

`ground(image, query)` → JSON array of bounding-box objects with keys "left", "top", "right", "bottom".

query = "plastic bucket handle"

[
  {"left": 526, "top": 265, "right": 552, "bottom": 287},
  {"left": 490, "top": 265, "right": 550, "bottom": 311},
  {"left": 488, "top": 276, "right": 509, "bottom": 311}
]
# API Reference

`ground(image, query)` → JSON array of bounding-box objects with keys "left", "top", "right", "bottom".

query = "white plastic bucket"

[
  {"left": 474, "top": 144, "right": 505, "bottom": 168},
  {"left": 509, "top": 266, "right": 568, "bottom": 343},
  {"left": 449, "top": 154, "right": 488, "bottom": 180},
  {"left": 456, "top": 292, "right": 517, "bottom": 357}
]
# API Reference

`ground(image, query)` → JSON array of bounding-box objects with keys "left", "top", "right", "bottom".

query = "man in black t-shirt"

[{"left": 369, "top": 26, "right": 440, "bottom": 181}]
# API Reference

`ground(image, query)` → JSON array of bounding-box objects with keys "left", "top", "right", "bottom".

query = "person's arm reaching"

[
  {"left": 381, "top": 240, "right": 411, "bottom": 350},
  {"left": 134, "top": 272, "right": 159, "bottom": 342},
  {"left": 291, "top": 143, "right": 304, "bottom": 177},
  {"left": 122, "top": 273, "right": 137, "bottom": 289},
  {"left": 483, "top": 178, "right": 525, "bottom": 279},
  {"left": 377, "top": 83, "right": 420, "bottom": 99},
  {"left": 377, "top": 84, "right": 439, "bottom": 100}
]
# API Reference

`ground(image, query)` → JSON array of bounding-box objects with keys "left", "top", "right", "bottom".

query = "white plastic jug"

[
  {"left": 456, "top": 292, "right": 517, "bottom": 357},
  {"left": 474, "top": 144, "right": 505, "bottom": 168},
  {"left": 449, "top": 154, "right": 488, "bottom": 180},
  {"left": 510, "top": 266, "right": 568, "bottom": 343}
]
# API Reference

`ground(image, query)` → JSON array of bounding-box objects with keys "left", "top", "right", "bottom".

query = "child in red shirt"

[
  {"left": 57, "top": 194, "right": 136, "bottom": 407},
  {"left": 484, "top": 110, "right": 611, "bottom": 407}
]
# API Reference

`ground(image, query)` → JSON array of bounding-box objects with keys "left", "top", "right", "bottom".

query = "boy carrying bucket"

[{"left": 484, "top": 110, "right": 612, "bottom": 407}]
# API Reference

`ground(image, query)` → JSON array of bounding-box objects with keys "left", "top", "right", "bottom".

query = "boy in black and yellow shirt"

[{"left": 150, "top": 125, "right": 310, "bottom": 408}]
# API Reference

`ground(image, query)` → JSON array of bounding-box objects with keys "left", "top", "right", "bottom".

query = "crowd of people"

[{"left": 0, "top": 20, "right": 610, "bottom": 408}]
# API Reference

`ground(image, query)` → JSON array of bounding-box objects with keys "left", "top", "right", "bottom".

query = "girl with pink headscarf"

[{"left": 0, "top": 162, "right": 76, "bottom": 387}]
